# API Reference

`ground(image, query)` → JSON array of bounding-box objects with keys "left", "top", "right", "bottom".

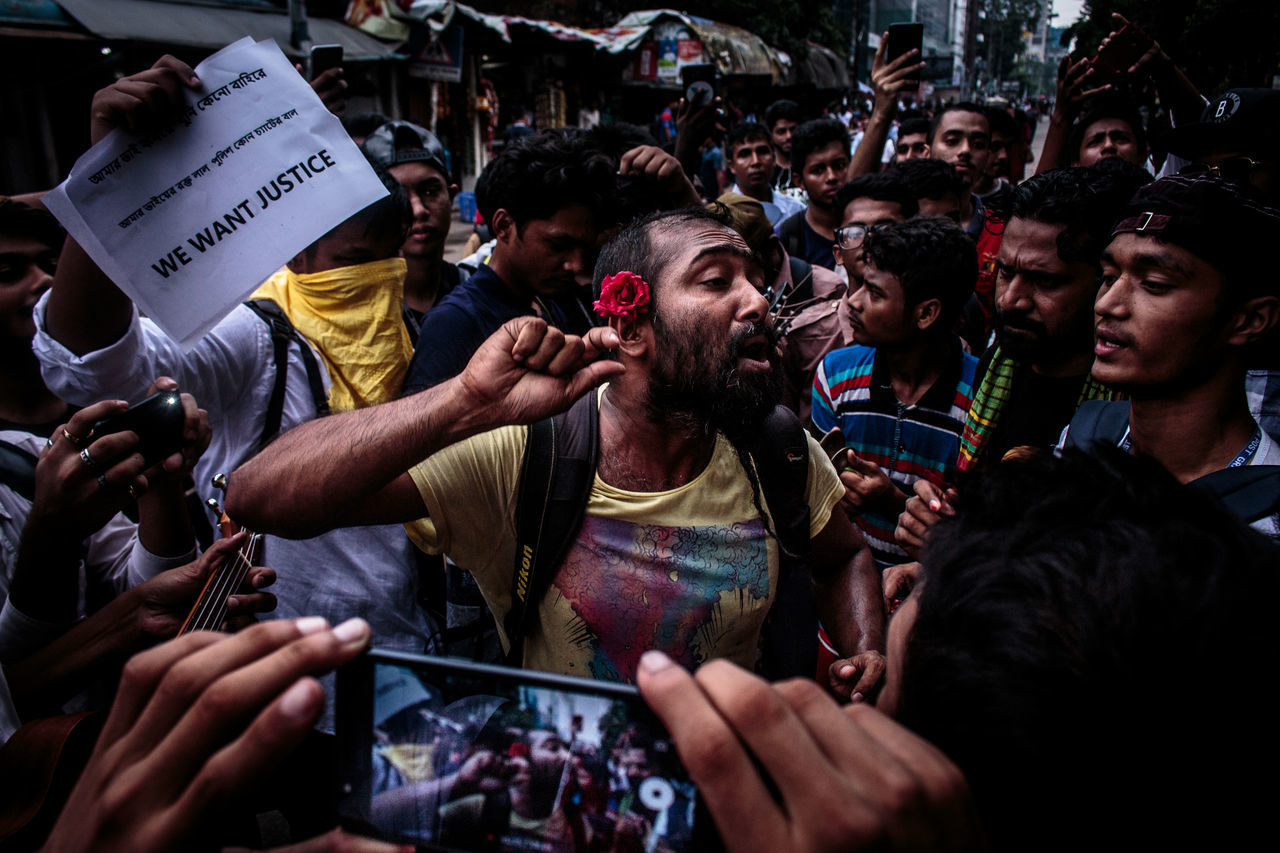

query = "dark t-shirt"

[
  {"left": 402, "top": 265, "right": 591, "bottom": 395},
  {"left": 777, "top": 210, "right": 836, "bottom": 271},
  {"left": 978, "top": 354, "right": 1088, "bottom": 462}
]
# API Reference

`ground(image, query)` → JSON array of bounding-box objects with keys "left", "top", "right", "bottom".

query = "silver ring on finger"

[{"left": 80, "top": 448, "right": 99, "bottom": 471}]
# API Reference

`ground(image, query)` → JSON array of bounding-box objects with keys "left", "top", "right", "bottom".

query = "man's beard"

[
  {"left": 647, "top": 317, "right": 783, "bottom": 443},
  {"left": 993, "top": 310, "right": 1050, "bottom": 361}
]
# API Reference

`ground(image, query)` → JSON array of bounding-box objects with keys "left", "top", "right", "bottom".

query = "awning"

[
  {"left": 787, "top": 41, "right": 850, "bottom": 90},
  {"left": 614, "top": 9, "right": 787, "bottom": 80},
  {"left": 54, "top": 0, "right": 403, "bottom": 60}
]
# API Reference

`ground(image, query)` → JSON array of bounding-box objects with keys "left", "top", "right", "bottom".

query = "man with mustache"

[
  {"left": 896, "top": 164, "right": 1149, "bottom": 556},
  {"left": 229, "top": 207, "right": 886, "bottom": 699}
]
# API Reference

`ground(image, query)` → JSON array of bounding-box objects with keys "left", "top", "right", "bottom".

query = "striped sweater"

[{"left": 812, "top": 341, "right": 977, "bottom": 565}]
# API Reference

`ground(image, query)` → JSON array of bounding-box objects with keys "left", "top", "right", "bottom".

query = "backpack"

[
  {"left": 1067, "top": 400, "right": 1280, "bottom": 525},
  {"left": 242, "top": 299, "right": 330, "bottom": 451},
  {"left": 503, "top": 392, "right": 819, "bottom": 679}
]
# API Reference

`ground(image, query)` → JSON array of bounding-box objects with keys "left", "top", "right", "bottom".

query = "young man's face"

[
  {"left": 1076, "top": 118, "right": 1143, "bottom": 168},
  {"left": 771, "top": 118, "right": 797, "bottom": 157},
  {"left": 931, "top": 111, "right": 991, "bottom": 190},
  {"left": 1093, "top": 232, "right": 1229, "bottom": 392},
  {"left": 895, "top": 132, "right": 930, "bottom": 161},
  {"left": 994, "top": 217, "right": 1099, "bottom": 367},
  {"left": 388, "top": 160, "right": 454, "bottom": 260},
  {"left": 499, "top": 203, "right": 598, "bottom": 297},
  {"left": 798, "top": 141, "right": 851, "bottom": 212},
  {"left": 834, "top": 198, "right": 907, "bottom": 285},
  {"left": 847, "top": 261, "right": 917, "bottom": 347},
  {"left": 728, "top": 136, "right": 776, "bottom": 198},
  {"left": 0, "top": 234, "right": 57, "bottom": 344},
  {"left": 293, "top": 217, "right": 405, "bottom": 274}
]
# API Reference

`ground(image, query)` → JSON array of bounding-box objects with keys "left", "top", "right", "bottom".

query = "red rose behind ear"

[{"left": 594, "top": 271, "right": 650, "bottom": 321}]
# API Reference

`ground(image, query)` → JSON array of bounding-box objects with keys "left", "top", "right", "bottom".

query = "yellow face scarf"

[{"left": 251, "top": 258, "right": 411, "bottom": 412}]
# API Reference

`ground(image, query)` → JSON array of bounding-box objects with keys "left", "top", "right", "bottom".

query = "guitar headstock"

[{"left": 208, "top": 473, "right": 239, "bottom": 539}]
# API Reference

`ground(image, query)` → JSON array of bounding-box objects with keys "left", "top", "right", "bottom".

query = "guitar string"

[
  {"left": 187, "top": 533, "right": 261, "bottom": 632},
  {"left": 191, "top": 535, "right": 258, "bottom": 632}
]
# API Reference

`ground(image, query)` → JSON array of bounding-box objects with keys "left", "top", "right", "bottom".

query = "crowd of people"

[{"left": 1, "top": 13, "right": 1278, "bottom": 852}]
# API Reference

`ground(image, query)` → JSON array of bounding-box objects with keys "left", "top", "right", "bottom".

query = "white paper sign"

[{"left": 44, "top": 38, "right": 388, "bottom": 348}]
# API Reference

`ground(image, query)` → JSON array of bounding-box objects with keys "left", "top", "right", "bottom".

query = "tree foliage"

[
  {"left": 973, "top": 0, "right": 1042, "bottom": 84},
  {"left": 1067, "top": 0, "right": 1280, "bottom": 92}
]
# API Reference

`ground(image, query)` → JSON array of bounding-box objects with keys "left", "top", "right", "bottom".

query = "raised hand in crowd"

[
  {"left": 39, "top": 618, "right": 372, "bottom": 853},
  {"left": 1034, "top": 54, "right": 1110, "bottom": 174},
  {"left": 894, "top": 480, "right": 957, "bottom": 560},
  {"left": 673, "top": 93, "right": 726, "bottom": 182},
  {"left": 618, "top": 144, "right": 702, "bottom": 208},
  {"left": 637, "top": 653, "right": 987, "bottom": 853},
  {"left": 306, "top": 66, "right": 348, "bottom": 117},
  {"left": 848, "top": 35, "right": 925, "bottom": 179},
  {"left": 88, "top": 54, "right": 202, "bottom": 145},
  {"left": 1098, "top": 13, "right": 1203, "bottom": 123}
]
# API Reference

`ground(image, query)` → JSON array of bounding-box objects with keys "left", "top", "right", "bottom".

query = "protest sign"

[{"left": 44, "top": 38, "right": 388, "bottom": 348}]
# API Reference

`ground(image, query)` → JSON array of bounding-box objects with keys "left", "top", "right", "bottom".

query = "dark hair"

[
  {"left": 1119, "top": 175, "right": 1280, "bottom": 304},
  {"left": 889, "top": 158, "right": 966, "bottom": 201},
  {"left": 474, "top": 128, "right": 615, "bottom": 231},
  {"left": 984, "top": 106, "right": 1017, "bottom": 140},
  {"left": 834, "top": 173, "right": 919, "bottom": 219},
  {"left": 861, "top": 217, "right": 976, "bottom": 325},
  {"left": 592, "top": 206, "right": 738, "bottom": 311},
  {"left": 928, "top": 103, "right": 989, "bottom": 144},
  {"left": 1068, "top": 94, "right": 1148, "bottom": 165},
  {"left": 789, "top": 118, "right": 850, "bottom": 173},
  {"left": 341, "top": 112, "right": 392, "bottom": 140},
  {"left": 726, "top": 122, "right": 772, "bottom": 155},
  {"left": 0, "top": 198, "right": 63, "bottom": 248},
  {"left": 764, "top": 99, "right": 803, "bottom": 130},
  {"left": 1010, "top": 165, "right": 1151, "bottom": 270},
  {"left": 898, "top": 117, "right": 931, "bottom": 139},
  {"left": 899, "top": 448, "right": 1280, "bottom": 852},
  {"left": 307, "top": 162, "right": 409, "bottom": 259}
]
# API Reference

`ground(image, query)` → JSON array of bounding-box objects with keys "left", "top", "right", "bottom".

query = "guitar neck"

[{"left": 178, "top": 531, "right": 261, "bottom": 635}]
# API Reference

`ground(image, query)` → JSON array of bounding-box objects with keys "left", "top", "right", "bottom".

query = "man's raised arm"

[{"left": 225, "top": 318, "right": 623, "bottom": 538}]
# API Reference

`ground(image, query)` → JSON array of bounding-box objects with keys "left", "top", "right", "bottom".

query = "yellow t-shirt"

[{"left": 404, "top": 407, "right": 843, "bottom": 682}]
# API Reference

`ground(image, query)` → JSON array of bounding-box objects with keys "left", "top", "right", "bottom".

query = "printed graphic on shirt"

[{"left": 553, "top": 514, "right": 770, "bottom": 682}]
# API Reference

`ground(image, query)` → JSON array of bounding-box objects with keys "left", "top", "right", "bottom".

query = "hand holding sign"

[
  {"left": 44, "top": 39, "right": 388, "bottom": 349},
  {"left": 89, "top": 55, "right": 202, "bottom": 145}
]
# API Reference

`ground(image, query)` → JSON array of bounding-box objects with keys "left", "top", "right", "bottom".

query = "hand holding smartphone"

[{"left": 337, "top": 651, "right": 720, "bottom": 852}]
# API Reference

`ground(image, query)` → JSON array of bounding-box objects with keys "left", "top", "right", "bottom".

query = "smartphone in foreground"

[{"left": 337, "top": 650, "right": 719, "bottom": 853}]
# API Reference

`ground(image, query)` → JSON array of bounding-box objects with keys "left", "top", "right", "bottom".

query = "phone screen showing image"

[{"left": 337, "top": 651, "right": 715, "bottom": 853}]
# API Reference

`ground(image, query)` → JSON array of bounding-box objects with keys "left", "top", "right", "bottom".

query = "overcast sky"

[{"left": 1051, "top": 0, "right": 1087, "bottom": 27}]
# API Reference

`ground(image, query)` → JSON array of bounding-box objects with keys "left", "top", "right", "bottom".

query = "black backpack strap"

[
  {"left": 778, "top": 211, "right": 806, "bottom": 262},
  {"left": 243, "top": 299, "right": 330, "bottom": 451},
  {"left": 748, "top": 405, "right": 818, "bottom": 679},
  {"left": 505, "top": 392, "right": 599, "bottom": 666},
  {"left": 1189, "top": 465, "right": 1280, "bottom": 525},
  {"left": 1064, "top": 400, "right": 1131, "bottom": 452},
  {"left": 0, "top": 440, "right": 39, "bottom": 502}
]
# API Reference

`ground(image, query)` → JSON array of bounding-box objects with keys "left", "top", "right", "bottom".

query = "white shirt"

[
  {"left": 728, "top": 183, "right": 806, "bottom": 226},
  {"left": 0, "top": 428, "right": 193, "bottom": 741},
  {"left": 33, "top": 294, "right": 432, "bottom": 729}
]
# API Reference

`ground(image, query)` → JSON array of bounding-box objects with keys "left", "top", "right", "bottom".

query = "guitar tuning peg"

[
  {"left": 207, "top": 497, "right": 223, "bottom": 516},
  {"left": 212, "top": 473, "right": 228, "bottom": 492}
]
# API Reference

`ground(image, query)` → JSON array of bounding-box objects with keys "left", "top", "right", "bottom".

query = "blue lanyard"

[{"left": 1118, "top": 425, "right": 1263, "bottom": 469}]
